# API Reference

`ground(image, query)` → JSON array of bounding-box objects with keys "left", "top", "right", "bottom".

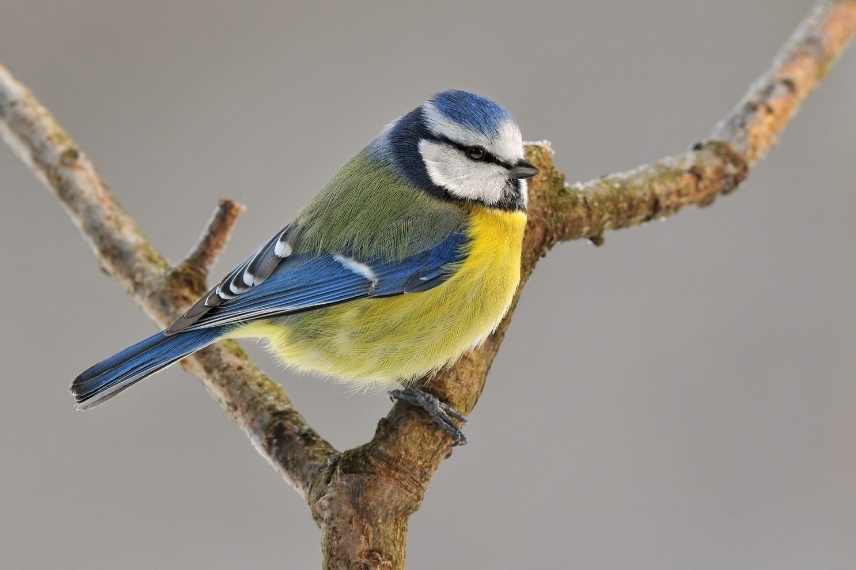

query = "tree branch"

[
  {"left": 182, "top": 198, "right": 246, "bottom": 277},
  {"left": 544, "top": 0, "right": 856, "bottom": 247},
  {"left": 1, "top": 1, "right": 853, "bottom": 568},
  {"left": 306, "top": 2, "right": 856, "bottom": 566},
  {"left": 0, "top": 65, "right": 337, "bottom": 499}
]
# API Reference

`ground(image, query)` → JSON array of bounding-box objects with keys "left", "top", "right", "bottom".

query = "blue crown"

[{"left": 429, "top": 90, "right": 512, "bottom": 137}]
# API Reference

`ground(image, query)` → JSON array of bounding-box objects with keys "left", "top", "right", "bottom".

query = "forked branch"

[
  {"left": 1, "top": 1, "right": 853, "bottom": 568},
  {"left": 0, "top": 65, "right": 337, "bottom": 499}
]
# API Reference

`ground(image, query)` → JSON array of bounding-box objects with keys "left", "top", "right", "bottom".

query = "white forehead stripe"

[
  {"left": 421, "top": 102, "right": 523, "bottom": 164},
  {"left": 494, "top": 120, "right": 524, "bottom": 162},
  {"left": 422, "top": 102, "right": 490, "bottom": 148}
]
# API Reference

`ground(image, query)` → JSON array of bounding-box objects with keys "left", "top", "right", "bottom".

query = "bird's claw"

[{"left": 389, "top": 387, "right": 468, "bottom": 446}]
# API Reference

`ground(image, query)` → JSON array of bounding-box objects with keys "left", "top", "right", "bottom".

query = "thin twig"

[
  {"left": 1, "top": 1, "right": 853, "bottom": 567},
  {"left": 712, "top": 0, "right": 856, "bottom": 166},
  {"left": 182, "top": 198, "right": 246, "bottom": 276},
  {"left": 0, "top": 65, "right": 337, "bottom": 498},
  {"left": 544, "top": 0, "right": 856, "bottom": 246}
]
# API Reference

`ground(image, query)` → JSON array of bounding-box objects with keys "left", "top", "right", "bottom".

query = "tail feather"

[{"left": 71, "top": 327, "right": 223, "bottom": 410}]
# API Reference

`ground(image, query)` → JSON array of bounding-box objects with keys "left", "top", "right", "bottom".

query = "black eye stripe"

[
  {"left": 432, "top": 135, "right": 514, "bottom": 169},
  {"left": 466, "top": 146, "right": 486, "bottom": 160}
]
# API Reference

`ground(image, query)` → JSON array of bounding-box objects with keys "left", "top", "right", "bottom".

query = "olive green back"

[{"left": 293, "top": 150, "right": 466, "bottom": 261}]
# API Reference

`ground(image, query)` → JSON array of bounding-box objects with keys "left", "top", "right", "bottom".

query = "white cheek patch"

[{"left": 419, "top": 139, "right": 508, "bottom": 204}]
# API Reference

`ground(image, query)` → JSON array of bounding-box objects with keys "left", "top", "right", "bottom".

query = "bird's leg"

[{"left": 388, "top": 387, "right": 468, "bottom": 446}]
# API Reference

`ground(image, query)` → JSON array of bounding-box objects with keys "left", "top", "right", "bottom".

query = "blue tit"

[{"left": 71, "top": 89, "right": 537, "bottom": 444}]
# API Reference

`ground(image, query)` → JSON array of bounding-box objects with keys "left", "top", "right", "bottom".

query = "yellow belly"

[{"left": 230, "top": 207, "right": 526, "bottom": 386}]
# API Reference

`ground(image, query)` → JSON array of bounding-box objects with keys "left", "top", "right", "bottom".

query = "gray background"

[{"left": 1, "top": 1, "right": 854, "bottom": 568}]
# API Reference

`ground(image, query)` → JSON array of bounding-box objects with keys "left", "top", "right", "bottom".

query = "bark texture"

[{"left": 1, "top": 1, "right": 854, "bottom": 568}]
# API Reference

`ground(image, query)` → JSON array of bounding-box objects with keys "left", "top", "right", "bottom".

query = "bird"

[{"left": 71, "top": 89, "right": 537, "bottom": 445}]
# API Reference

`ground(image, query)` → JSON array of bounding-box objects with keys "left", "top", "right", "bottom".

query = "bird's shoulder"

[
  {"left": 292, "top": 148, "right": 468, "bottom": 261},
  {"left": 166, "top": 149, "right": 471, "bottom": 334}
]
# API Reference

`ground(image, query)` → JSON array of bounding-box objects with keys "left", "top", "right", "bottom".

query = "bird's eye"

[{"left": 466, "top": 146, "right": 486, "bottom": 161}]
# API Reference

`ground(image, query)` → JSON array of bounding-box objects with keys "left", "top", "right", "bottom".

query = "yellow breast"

[{"left": 232, "top": 207, "right": 527, "bottom": 386}]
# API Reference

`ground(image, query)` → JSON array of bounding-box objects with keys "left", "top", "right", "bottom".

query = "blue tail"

[{"left": 71, "top": 327, "right": 224, "bottom": 410}]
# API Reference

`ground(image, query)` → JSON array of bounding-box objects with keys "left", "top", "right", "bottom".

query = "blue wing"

[{"left": 166, "top": 229, "right": 470, "bottom": 334}]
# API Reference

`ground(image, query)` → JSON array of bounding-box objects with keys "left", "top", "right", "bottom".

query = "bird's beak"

[{"left": 508, "top": 159, "right": 538, "bottom": 180}]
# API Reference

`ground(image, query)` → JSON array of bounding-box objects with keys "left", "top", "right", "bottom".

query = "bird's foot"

[{"left": 388, "top": 387, "right": 468, "bottom": 446}]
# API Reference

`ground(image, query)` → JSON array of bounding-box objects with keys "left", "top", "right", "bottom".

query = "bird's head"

[{"left": 375, "top": 90, "right": 537, "bottom": 211}]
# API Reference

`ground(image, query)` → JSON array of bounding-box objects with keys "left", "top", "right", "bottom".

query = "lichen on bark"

[{"left": 1, "top": 1, "right": 854, "bottom": 568}]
